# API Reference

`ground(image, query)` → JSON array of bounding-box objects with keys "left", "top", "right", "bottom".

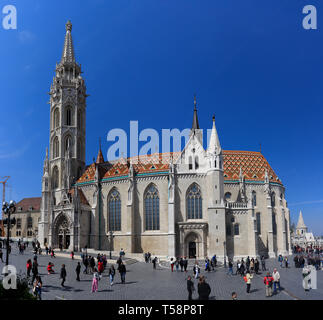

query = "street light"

[
  {"left": 109, "top": 230, "right": 114, "bottom": 260},
  {"left": 2, "top": 200, "right": 16, "bottom": 266}
]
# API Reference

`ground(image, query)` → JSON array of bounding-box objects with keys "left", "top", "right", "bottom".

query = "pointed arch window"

[
  {"left": 187, "top": 184, "right": 202, "bottom": 219},
  {"left": 53, "top": 137, "right": 59, "bottom": 158},
  {"left": 52, "top": 166, "right": 59, "bottom": 189},
  {"left": 189, "top": 156, "right": 193, "bottom": 170},
  {"left": 65, "top": 107, "right": 72, "bottom": 126},
  {"left": 195, "top": 156, "right": 199, "bottom": 170},
  {"left": 108, "top": 189, "right": 121, "bottom": 231},
  {"left": 144, "top": 185, "right": 160, "bottom": 230},
  {"left": 53, "top": 108, "right": 60, "bottom": 128},
  {"left": 65, "top": 136, "right": 72, "bottom": 156},
  {"left": 271, "top": 192, "right": 276, "bottom": 207}
]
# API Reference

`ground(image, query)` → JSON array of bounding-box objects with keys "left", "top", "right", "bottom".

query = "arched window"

[
  {"left": 53, "top": 137, "right": 59, "bottom": 158},
  {"left": 108, "top": 189, "right": 121, "bottom": 231},
  {"left": 187, "top": 184, "right": 202, "bottom": 219},
  {"left": 225, "top": 192, "right": 232, "bottom": 201},
  {"left": 52, "top": 166, "right": 59, "bottom": 189},
  {"left": 234, "top": 223, "right": 240, "bottom": 236},
  {"left": 65, "top": 107, "right": 72, "bottom": 126},
  {"left": 144, "top": 185, "right": 160, "bottom": 230},
  {"left": 53, "top": 108, "right": 60, "bottom": 128},
  {"left": 252, "top": 191, "right": 257, "bottom": 206}
]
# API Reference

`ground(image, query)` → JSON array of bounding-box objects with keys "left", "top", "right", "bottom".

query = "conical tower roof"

[
  {"left": 207, "top": 115, "right": 222, "bottom": 154},
  {"left": 191, "top": 95, "right": 200, "bottom": 130},
  {"left": 61, "top": 20, "right": 75, "bottom": 64},
  {"left": 296, "top": 210, "right": 307, "bottom": 229}
]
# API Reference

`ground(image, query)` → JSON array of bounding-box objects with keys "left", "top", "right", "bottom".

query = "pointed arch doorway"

[{"left": 54, "top": 214, "right": 71, "bottom": 249}]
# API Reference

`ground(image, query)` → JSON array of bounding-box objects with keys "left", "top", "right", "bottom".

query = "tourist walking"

[
  {"left": 187, "top": 276, "right": 195, "bottom": 300},
  {"left": 152, "top": 257, "right": 157, "bottom": 269},
  {"left": 91, "top": 268, "right": 99, "bottom": 292},
  {"left": 108, "top": 265, "right": 116, "bottom": 286},
  {"left": 193, "top": 262, "right": 200, "bottom": 279},
  {"left": 227, "top": 260, "right": 234, "bottom": 275},
  {"left": 31, "top": 260, "right": 38, "bottom": 284},
  {"left": 273, "top": 268, "right": 281, "bottom": 294},
  {"left": 26, "top": 259, "right": 32, "bottom": 277},
  {"left": 76, "top": 262, "right": 81, "bottom": 281},
  {"left": 254, "top": 258, "right": 259, "bottom": 274},
  {"left": 197, "top": 276, "right": 211, "bottom": 300},
  {"left": 278, "top": 254, "right": 283, "bottom": 267},
  {"left": 118, "top": 261, "right": 126, "bottom": 284},
  {"left": 83, "top": 256, "right": 89, "bottom": 274},
  {"left": 183, "top": 257, "right": 188, "bottom": 272},
  {"left": 244, "top": 271, "right": 253, "bottom": 293},
  {"left": 33, "top": 275, "right": 42, "bottom": 300},
  {"left": 284, "top": 256, "right": 289, "bottom": 268},
  {"left": 261, "top": 256, "right": 266, "bottom": 271},
  {"left": 47, "top": 262, "right": 54, "bottom": 274},
  {"left": 264, "top": 272, "right": 274, "bottom": 297},
  {"left": 60, "top": 264, "right": 67, "bottom": 287},
  {"left": 170, "top": 258, "right": 175, "bottom": 272}
]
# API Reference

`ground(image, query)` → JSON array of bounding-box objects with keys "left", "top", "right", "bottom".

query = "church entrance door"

[
  {"left": 189, "top": 241, "right": 196, "bottom": 259},
  {"left": 54, "top": 214, "right": 71, "bottom": 250}
]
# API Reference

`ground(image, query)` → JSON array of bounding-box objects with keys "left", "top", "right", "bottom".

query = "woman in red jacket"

[
  {"left": 47, "top": 262, "right": 55, "bottom": 274},
  {"left": 98, "top": 261, "right": 104, "bottom": 276},
  {"left": 26, "top": 259, "right": 32, "bottom": 277}
]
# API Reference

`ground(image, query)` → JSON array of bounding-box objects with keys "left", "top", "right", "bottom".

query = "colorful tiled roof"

[
  {"left": 69, "top": 188, "right": 90, "bottom": 205},
  {"left": 15, "top": 197, "right": 42, "bottom": 212},
  {"left": 76, "top": 151, "right": 282, "bottom": 185}
]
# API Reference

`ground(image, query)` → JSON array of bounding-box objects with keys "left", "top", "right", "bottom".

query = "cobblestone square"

[{"left": 2, "top": 246, "right": 323, "bottom": 300}]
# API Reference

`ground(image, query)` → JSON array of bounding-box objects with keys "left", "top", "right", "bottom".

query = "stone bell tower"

[
  {"left": 48, "top": 20, "right": 87, "bottom": 205},
  {"left": 38, "top": 21, "right": 87, "bottom": 246}
]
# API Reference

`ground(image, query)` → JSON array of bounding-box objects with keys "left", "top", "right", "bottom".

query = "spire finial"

[
  {"left": 99, "top": 137, "right": 102, "bottom": 150},
  {"left": 194, "top": 94, "right": 197, "bottom": 110},
  {"left": 66, "top": 20, "right": 72, "bottom": 32},
  {"left": 259, "top": 142, "right": 262, "bottom": 153}
]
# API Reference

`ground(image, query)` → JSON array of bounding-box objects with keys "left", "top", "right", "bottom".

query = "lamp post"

[
  {"left": 2, "top": 200, "right": 16, "bottom": 266},
  {"left": 223, "top": 241, "right": 227, "bottom": 268},
  {"left": 109, "top": 230, "right": 114, "bottom": 260}
]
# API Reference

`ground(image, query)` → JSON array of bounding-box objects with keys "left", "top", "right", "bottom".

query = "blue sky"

[{"left": 0, "top": 0, "right": 322, "bottom": 233}]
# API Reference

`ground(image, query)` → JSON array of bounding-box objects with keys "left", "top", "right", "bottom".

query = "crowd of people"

[{"left": 0, "top": 241, "right": 318, "bottom": 300}]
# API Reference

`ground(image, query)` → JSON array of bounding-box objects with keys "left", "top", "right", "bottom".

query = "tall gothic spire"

[
  {"left": 296, "top": 210, "right": 307, "bottom": 229},
  {"left": 207, "top": 115, "right": 222, "bottom": 154},
  {"left": 191, "top": 94, "right": 200, "bottom": 130},
  {"left": 61, "top": 20, "right": 75, "bottom": 64}
]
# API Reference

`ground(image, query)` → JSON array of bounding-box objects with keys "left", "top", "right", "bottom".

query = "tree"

[{"left": 0, "top": 275, "right": 36, "bottom": 300}]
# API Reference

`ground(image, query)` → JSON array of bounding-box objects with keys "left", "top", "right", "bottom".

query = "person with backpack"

[
  {"left": 264, "top": 272, "right": 274, "bottom": 297},
  {"left": 108, "top": 265, "right": 116, "bottom": 286},
  {"left": 244, "top": 271, "right": 253, "bottom": 293}
]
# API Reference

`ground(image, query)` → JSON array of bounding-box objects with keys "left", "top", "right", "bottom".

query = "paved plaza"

[{"left": 2, "top": 246, "right": 323, "bottom": 300}]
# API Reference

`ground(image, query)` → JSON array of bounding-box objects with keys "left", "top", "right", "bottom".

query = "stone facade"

[{"left": 37, "top": 21, "right": 292, "bottom": 261}]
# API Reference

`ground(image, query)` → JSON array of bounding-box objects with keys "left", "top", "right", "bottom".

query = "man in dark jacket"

[
  {"left": 197, "top": 276, "right": 211, "bottom": 300},
  {"left": 60, "top": 264, "right": 67, "bottom": 287},
  {"left": 183, "top": 257, "right": 188, "bottom": 272},
  {"left": 187, "top": 276, "right": 195, "bottom": 300},
  {"left": 118, "top": 262, "right": 126, "bottom": 284},
  {"left": 76, "top": 262, "right": 81, "bottom": 281}
]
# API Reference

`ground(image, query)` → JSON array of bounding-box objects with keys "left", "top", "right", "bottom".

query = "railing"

[{"left": 225, "top": 202, "right": 248, "bottom": 209}]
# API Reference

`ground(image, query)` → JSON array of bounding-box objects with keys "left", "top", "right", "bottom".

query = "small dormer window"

[
  {"left": 86, "top": 176, "right": 89, "bottom": 180},
  {"left": 224, "top": 174, "right": 227, "bottom": 177},
  {"left": 150, "top": 165, "right": 156, "bottom": 170},
  {"left": 270, "top": 175, "right": 273, "bottom": 179},
  {"left": 253, "top": 174, "right": 257, "bottom": 178},
  {"left": 115, "top": 170, "right": 119, "bottom": 174}
]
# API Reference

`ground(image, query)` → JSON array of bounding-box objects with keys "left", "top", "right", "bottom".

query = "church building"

[{"left": 37, "top": 21, "right": 292, "bottom": 261}]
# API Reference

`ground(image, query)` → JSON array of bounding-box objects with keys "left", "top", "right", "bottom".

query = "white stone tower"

[
  {"left": 38, "top": 21, "right": 87, "bottom": 246},
  {"left": 206, "top": 115, "right": 226, "bottom": 261}
]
